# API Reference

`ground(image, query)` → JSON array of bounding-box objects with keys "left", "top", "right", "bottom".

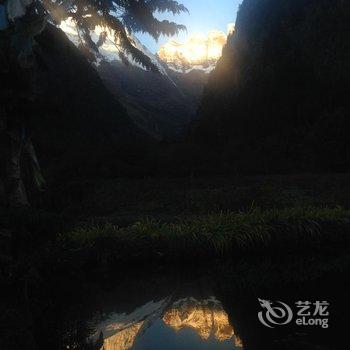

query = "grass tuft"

[{"left": 64, "top": 207, "right": 350, "bottom": 262}]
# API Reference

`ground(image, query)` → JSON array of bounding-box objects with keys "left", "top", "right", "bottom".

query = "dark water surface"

[
  {"left": 63, "top": 252, "right": 350, "bottom": 350},
  {"left": 90, "top": 295, "right": 242, "bottom": 350}
]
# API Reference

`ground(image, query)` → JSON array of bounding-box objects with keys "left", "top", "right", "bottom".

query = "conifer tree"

[
  {"left": 43, "top": 0, "right": 188, "bottom": 71},
  {"left": 0, "top": 0, "right": 187, "bottom": 207}
]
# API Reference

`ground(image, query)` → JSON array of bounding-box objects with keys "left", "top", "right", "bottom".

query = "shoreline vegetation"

[
  {"left": 66, "top": 206, "right": 350, "bottom": 264},
  {"left": 1, "top": 204, "right": 349, "bottom": 271},
  {"left": 2, "top": 174, "right": 350, "bottom": 268},
  {"left": 2, "top": 176, "right": 350, "bottom": 349}
]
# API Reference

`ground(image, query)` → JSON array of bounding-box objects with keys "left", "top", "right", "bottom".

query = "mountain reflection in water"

[{"left": 90, "top": 296, "right": 242, "bottom": 350}]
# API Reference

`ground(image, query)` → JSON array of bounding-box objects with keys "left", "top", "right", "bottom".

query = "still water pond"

[
  {"left": 66, "top": 256, "right": 349, "bottom": 350},
  {"left": 89, "top": 295, "right": 242, "bottom": 350}
]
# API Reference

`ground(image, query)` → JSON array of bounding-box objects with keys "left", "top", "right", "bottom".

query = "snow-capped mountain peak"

[
  {"left": 157, "top": 25, "right": 235, "bottom": 74},
  {"left": 59, "top": 18, "right": 168, "bottom": 76},
  {"left": 59, "top": 18, "right": 234, "bottom": 75}
]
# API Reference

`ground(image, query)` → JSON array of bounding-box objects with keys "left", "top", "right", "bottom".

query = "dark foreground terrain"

[
  {"left": 36, "top": 173, "right": 350, "bottom": 221},
  {"left": 1, "top": 174, "right": 350, "bottom": 349}
]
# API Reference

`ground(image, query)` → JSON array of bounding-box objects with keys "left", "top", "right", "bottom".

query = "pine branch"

[
  {"left": 42, "top": 0, "right": 188, "bottom": 71},
  {"left": 147, "top": 0, "right": 189, "bottom": 15}
]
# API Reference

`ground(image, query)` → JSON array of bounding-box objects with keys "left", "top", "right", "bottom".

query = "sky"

[{"left": 137, "top": 0, "right": 242, "bottom": 53}]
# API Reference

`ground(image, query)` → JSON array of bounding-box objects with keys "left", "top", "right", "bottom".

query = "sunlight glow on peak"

[{"left": 158, "top": 24, "right": 234, "bottom": 68}]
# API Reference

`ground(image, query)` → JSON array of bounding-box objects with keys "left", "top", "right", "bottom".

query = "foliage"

[
  {"left": 66, "top": 206, "right": 350, "bottom": 260},
  {"left": 43, "top": 0, "right": 187, "bottom": 70}
]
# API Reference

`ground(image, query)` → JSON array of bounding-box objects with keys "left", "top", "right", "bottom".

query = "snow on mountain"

[
  {"left": 59, "top": 18, "right": 168, "bottom": 76},
  {"left": 59, "top": 18, "right": 234, "bottom": 75},
  {"left": 157, "top": 25, "right": 235, "bottom": 74}
]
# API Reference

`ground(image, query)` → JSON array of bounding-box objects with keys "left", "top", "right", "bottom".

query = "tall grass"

[{"left": 64, "top": 207, "right": 350, "bottom": 262}]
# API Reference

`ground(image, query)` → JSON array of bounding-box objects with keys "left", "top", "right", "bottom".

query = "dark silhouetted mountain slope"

[
  {"left": 195, "top": 0, "right": 350, "bottom": 173},
  {"left": 31, "top": 25, "right": 154, "bottom": 180},
  {"left": 98, "top": 60, "right": 208, "bottom": 140}
]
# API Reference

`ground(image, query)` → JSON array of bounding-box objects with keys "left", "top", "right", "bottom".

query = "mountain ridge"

[{"left": 194, "top": 0, "right": 350, "bottom": 174}]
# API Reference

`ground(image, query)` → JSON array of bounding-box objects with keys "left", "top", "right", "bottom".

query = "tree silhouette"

[
  {"left": 43, "top": 0, "right": 188, "bottom": 71},
  {"left": 0, "top": 0, "right": 187, "bottom": 207}
]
